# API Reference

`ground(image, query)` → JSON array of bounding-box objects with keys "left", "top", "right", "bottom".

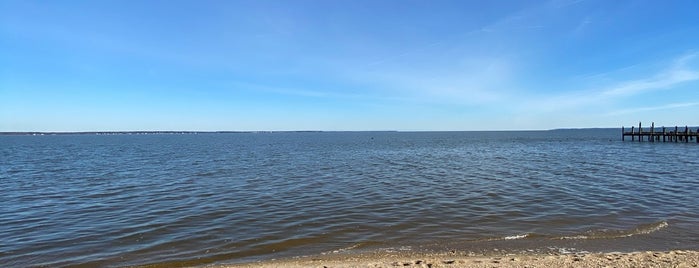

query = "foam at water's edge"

[
  {"left": 503, "top": 234, "right": 529, "bottom": 240},
  {"left": 559, "top": 221, "right": 669, "bottom": 240},
  {"left": 636, "top": 221, "right": 669, "bottom": 235},
  {"left": 473, "top": 221, "right": 670, "bottom": 243},
  {"left": 321, "top": 243, "right": 363, "bottom": 255}
]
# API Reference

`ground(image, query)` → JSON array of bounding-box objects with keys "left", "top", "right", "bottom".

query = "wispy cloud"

[
  {"left": 480, "top": 11, "right": 545, "bottom": 33},
  {"left": 367, "top": 41, "right": 445, "bottom": 67},
  {"left": 571, "top": 16, "right": 592, "bottom": 36},
  {"left": 525, "top": 52, "right": 699, "bottom": 112},
  {"left": 480, "top": 0, "right": 586, "bottom": 34},
  {"left": 606, "top": 102, "right": 699, "bottom": 116},
  {"left": 601, "top": 53, "right": 699, "bottom": 97},
  {"left": 227, "top": 80, "right": 370, "bottom": 100},
  {"left": 356, "top": 56, "right": 515, "bottom": 106},
  {"left": 550, "top": 0, "right": 586, "bottom": 9}
]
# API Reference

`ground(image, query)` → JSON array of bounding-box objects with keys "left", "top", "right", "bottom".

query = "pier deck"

[{"left": 623, "top": 122, "right": 699, "bottom": 142}]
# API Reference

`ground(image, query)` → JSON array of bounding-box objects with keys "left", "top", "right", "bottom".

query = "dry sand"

[{"left": 216, "top": 250, "right": 699, "bottom": 268}]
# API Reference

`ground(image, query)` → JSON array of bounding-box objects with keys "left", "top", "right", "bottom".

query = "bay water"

[{"left": 1, "top": 130, "right": 698, "bottom": 267}]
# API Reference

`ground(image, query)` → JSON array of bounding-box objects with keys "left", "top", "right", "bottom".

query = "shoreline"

[{"left": 212, "top": 250, "right": 699, "bottom": 268}]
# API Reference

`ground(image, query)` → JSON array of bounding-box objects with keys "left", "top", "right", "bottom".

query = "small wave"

[
  {"left": 480, "top": 233, "right": 539, "bottom": 242},
  {"left": 381, "top": 246, "right": 413, "bottom": 253},
  {"left": 321, "top": 243, "right": 362, "bottom": 255},
  {"left": 559, "top": 221, "right": 669, "bottom": 240},
  {"left": 547, "top": 247, "right": 589, "bottom": 254},
  {"left": 636, "top": 221, "right": 669, "bottom": 235},
  {"left": 504, "top": 234, "right": 530, "bottom": 240}
]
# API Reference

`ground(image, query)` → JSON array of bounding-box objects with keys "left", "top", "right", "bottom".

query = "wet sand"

[{"left": 217, "top": 250, "right": 699, "bottom": 268}]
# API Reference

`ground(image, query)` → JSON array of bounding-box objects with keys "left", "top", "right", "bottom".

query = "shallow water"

[{"left": 1, "top": 130, "right": 698, "bottom": 267}]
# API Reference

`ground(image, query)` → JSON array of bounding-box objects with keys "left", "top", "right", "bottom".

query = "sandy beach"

[{"left": 217, "top": 250, "right": 699, "bottom": 268}]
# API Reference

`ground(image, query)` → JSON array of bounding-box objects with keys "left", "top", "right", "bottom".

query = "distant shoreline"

[
  {"left": 0, "top": 129, "right": 626, "bottom": 135},
  {"left": 0, "top": 130, "right": 329, "bottom": 135}
]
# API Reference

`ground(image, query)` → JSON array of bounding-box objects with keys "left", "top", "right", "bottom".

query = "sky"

[{"left": 1, "top": 0, "right": 699, "bottom": 131}]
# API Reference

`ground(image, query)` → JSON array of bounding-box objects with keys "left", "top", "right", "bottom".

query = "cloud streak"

[
  {"left": 601, "top": 53, "right": 699, "bottom": 97},
  {"left": 525, "top": 52, "right": 699, "bottom": 112},
  {"left": 606, "top": 102, "right": 699, "bottom": 116}
]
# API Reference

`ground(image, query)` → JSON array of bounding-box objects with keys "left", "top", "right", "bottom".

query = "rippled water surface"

[{"left": 1, "top": 130, "right": 698, "bottom": 267}]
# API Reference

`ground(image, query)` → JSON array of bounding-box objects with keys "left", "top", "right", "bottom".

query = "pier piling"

[{"left": 622, "top": 123, "right": 698, "bottom": 143}]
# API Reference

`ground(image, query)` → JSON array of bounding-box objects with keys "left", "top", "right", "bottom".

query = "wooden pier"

[{"left": 622, "top": 122, "right": 699, "bottom": 142}]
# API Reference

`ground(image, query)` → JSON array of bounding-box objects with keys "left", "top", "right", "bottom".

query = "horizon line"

[{"left": 0, "top": 128, "right": 628, "bottom": 135}]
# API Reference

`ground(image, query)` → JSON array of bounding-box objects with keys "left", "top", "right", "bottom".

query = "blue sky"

[{"left": 2, "top": 0, "right": 699, "bottom": 131}]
